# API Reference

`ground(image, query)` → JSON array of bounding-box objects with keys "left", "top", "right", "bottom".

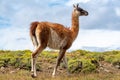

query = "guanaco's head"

[{"left": 73, "top": 4, "right": 88, "bottom": 16}]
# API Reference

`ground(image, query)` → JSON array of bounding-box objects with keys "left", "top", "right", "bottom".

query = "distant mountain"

[{"left": 81, "top": 46, "right": 120, "bottom": 52}]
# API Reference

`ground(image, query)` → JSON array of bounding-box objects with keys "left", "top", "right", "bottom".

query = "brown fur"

[
  {"left": 30, "top": 4, "right": 88, "bottom": 77},
  {"left": 30, "top": 22, "right": 73, "bottom": 49},
  {"left": 30, "top": 21, "right": 39, "bottom": 36}
]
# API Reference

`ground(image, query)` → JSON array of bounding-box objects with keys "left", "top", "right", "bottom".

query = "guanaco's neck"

[{"left": 71, "top": 12, "right": 79, "bottom": 40}]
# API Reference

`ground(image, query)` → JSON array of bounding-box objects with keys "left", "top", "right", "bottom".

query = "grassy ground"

[
  {"left": 0, "top": 69, "right": 120, "bottom": 80},
  {"left": 0, "top": 50, "right": 120, "bottom": 80}
]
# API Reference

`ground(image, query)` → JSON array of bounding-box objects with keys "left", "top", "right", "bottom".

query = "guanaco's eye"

[{"left": 77, "top": 8, "right": 83, "bottom": 12}]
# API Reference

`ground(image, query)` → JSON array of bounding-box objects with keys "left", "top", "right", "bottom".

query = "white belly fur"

[{"left": 47, "top": 28, "right": 67, "bottom": 49}]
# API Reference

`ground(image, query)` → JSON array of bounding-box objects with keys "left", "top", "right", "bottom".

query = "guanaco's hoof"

[{"left": 31, "top": 73, "right": 37, "bottom": 78}]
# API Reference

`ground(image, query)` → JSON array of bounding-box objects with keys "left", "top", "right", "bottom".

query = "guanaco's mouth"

[
  {"left": 81, "top": 11, "right": 88, "bottom": 16},
  {"left": 85, "top": 11, "right": 88, "bottom": 16}
]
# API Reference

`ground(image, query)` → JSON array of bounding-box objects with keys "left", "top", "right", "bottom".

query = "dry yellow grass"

[{"left": 0, "top": 69, "right": 120, "bottom": 80}]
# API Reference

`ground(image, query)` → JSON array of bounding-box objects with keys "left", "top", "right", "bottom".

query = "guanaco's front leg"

[{"left": 52, "top": 49, "right": 66, "bottom": 77}]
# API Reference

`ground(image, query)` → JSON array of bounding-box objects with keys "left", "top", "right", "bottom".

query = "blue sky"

[{"left": 0, "top": 0, "right": 120, "bottom": 51}]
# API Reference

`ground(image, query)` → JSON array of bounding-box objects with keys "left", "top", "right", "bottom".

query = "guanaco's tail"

[{"left": 30, "top": 21, "right": 39, "bottom": 48}]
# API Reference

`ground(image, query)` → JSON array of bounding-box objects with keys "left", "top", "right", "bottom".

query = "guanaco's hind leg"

[
  {"left": 31, "top": 45, "right": 45, "bottom": 78},
  {"left": 31, "top": 26, "right": 49, "bottom": 78},
  {"left": 52, "top": 49, "right": 66, "bottom": 77},
  {"left": 63, "top": 54, "right": 69, "bottom": 74}
]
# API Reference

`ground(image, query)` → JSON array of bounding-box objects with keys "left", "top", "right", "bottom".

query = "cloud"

[
  {"left": 0, "top": 0, "right": 72, "bottom": 50},
  {"left": 0, "top": 27, "right": 33, "bottom": 50},
  {"left": 66, "top": 0, "right": 91, "bottom": 6},
  {"left": 66, "top": 0, "right": 120, "bottom": 31},
  {"left": 0, "top": 16, "right": 11, "bottom": 28},
  {"left": 1, "top": 27, "right": 120, "bottom": 51},
  {"left": 70, "top": 29, "right": 120, "bottom": 50},
  {"left": 115, "top": 7, "right": 120, "bottom": 16},
  {"left": 0, "top": 0, "right": 120, "bottom": 51},
  {"left": 1, "top": 0, "right": 120, "bottom": 30},
  {"left": 0, "top": 0, "right": 71, "bottom": 29},
  {"left": 79, "top": 0, "right": 120, "bottom": 30}
]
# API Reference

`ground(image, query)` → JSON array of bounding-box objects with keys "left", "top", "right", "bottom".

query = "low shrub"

[
  {"left": 81, "top": 59, "right": 96, "bottom": 73},
  {"left": 0, "top": 50, "right": 41, "bottom": 71},
  {"left": 68, "top": 59, "right": 82, "bottom": 73},
  {"left": 0, "top": 49, "right": 120, "bottom": 73}
]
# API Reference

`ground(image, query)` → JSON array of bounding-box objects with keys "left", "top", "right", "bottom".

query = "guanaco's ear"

[
  {"left": 76, "top": 3, "right": 79, "bottom": 8},
  {"left": 73, "top": 4, "right": 79, "bottom": 8},
  {"left": 73, "top": 4, "right": 76, "bottom": 8}
]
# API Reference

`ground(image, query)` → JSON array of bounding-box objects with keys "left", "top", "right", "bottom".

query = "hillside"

[{"left": 0, "top": 50, "right": 120, "bottom": 80}]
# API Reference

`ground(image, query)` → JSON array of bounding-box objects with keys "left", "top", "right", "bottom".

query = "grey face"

[{"left": 73, "top": 4, "right": 88, "bottom": 16}]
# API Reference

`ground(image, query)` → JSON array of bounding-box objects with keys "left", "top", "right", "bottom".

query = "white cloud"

[
  {"left": 0, "top": 0, "right": 120, "bottom": 51},
  {"left": 0, "top": 27, "right": 33, "bottom": 50},
  {"left": 1, "top": 27, "right": 120, "bottom": 51},
  {"left": 66, "top": 0, "right": 91, "bottom": 6},
  {"left": 70, "top": 29, "right": 120, "bottom": 50},
  {"left": 115, "top": 7, "right": 120, "bottom": 16}
]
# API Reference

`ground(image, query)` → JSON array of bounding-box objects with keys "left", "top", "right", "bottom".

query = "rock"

[
  {"left": 104, "top": 69, "right": 110, "bottom": 73},
  {"left": 115, "top": 65, "right": 120, "bottom": 69},
  {"left": 0, "top": 67, "right": 5, "bottom": 73},
  {"left": 10, "top": 70, "right": 16, "bottom": 74},
  {"left": 0, "top": 67, "right": 5, "bottom": 70},
  {"left": 48, "top": 66, "right": 52, "bottom": 69},
  {"left": 113, "top": 62, "right": 120, "bottom": 69},
  {"left": 17, "top": 68, "right": 20, "bottom": 71}
]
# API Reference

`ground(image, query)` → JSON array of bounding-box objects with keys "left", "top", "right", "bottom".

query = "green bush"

[
  {"left": 0, "top": 61, "right": 4, "bottom": 67},
  {"left": 68, "top": 59, "right": 82, "bottom": 73},
  {"left": 81, "top": 59, "right": 96, "bottom": 73},
  {"left": 68, "top": 58, "right": 97, "bottom": 73},
  {"left": 0, "top": 50, "right": 41, "bottom": 71},
  {"left": 0, "top": 49, "right": 120, "bottom": 73},
  {"left": 41, "top": 51, "right": 58, "bottom": 59}
]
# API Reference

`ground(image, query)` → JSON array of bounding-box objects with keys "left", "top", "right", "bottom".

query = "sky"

[{"left": 0, "top": 0, "right": 120, "bottom": 51}]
